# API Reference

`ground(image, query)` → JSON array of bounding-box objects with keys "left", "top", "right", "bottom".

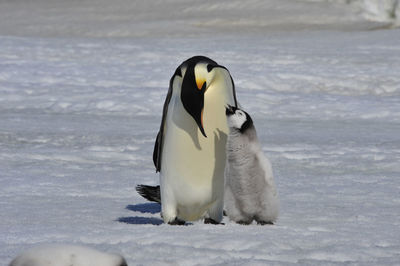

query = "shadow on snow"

[
  {"left": 117, "top": 203, "right": 163, "bottom": 225},
  {"left": 117, "top": 216, "right": 163, "bottom": 225},
  {"left": 126, "top": 203, "right": 161, "bottom": 214}
]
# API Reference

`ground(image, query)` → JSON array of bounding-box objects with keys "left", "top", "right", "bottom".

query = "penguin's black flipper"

[
  {"left": 136, "top": 185, "right": 161, "bottom": 203},
  {"left": 152, "top": 132, "right": 161, "bottom": 171}
]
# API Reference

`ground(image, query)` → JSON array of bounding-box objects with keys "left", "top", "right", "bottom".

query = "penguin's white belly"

[
  {"left": 162, "top": 128, "right": 222, "bottom": 203},
  {"left": 161, "top": 85, "right": 230, "bottom": 221}
]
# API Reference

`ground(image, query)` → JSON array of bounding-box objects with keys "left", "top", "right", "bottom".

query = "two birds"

[
  {"left": 8, "top": 56, "right": 278, "bottom": 266},
  {"left": 137, "top": 56, "right": 279, "bottom": 225}
]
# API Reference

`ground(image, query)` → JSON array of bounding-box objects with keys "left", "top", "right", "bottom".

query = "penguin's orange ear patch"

[{"left": 196, "top": 79, "right": 206, "bottom": 90}]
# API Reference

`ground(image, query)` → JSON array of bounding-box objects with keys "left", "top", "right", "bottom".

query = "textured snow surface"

[
  {"left": 9, "top": 244, "right": 126, "bottom": 266},
  {"left": 1, "top": 0, "right": 400, "bottom": 265},
  {"left": 0, "top": 0, "right": 398, "bottom": 38}
]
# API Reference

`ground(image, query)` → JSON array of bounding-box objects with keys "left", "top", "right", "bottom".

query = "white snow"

[
  {"left": 357, "top": 0, "right": 400, "bottom": 25},
  {"left": 1, "top": 0, "right": 400, "bottom": 265},
  {"left": 9, "top": 244, "right": 126, "bottom": 266}
]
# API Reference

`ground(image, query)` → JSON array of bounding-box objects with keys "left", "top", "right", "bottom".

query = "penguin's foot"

[
  {"left": 257, "top": 221, "right": 274, "bottom": 225},
  {"left": 236, "top": 220, "right": 252, "bottom": 225},
  {"left": 204, "top": 218, "right": 224, "bottom": 225},
  {"left": 168, "top": 218, "right": 186, "bottom": 225}
]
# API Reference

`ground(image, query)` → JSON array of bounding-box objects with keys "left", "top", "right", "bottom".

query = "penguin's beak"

[
  {"left": 181, "top": 69, "right": 207, "bottom": 137},
  {"left": 225, "top": 105, "right": 236, "bottom": 116}
]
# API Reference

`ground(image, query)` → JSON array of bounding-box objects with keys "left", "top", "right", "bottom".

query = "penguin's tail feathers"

[{"left": 136, "top": 184, "right": 161, "bottom": 203}]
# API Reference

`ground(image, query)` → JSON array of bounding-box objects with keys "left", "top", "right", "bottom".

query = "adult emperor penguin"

[
  {"left": 143, "top": 56, "right": 238, "bottom": 225},
  {"left": 224, "top": 105, "right": 279, "bottom": 225}
]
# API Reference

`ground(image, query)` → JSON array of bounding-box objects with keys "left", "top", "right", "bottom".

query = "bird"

[
  {"left": 224, "top": 105, "right": 279, "bottom": 225},
  {"left": 137, "top": 56, "right": 238, "bottom": 225},
  {"left": 9, "top": 244, "right": 127, "bottom": 266}
]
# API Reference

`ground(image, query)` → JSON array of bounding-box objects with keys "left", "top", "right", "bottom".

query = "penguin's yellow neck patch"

[{"left": 196, "top": 79, "right": 206, "bottom": 90}]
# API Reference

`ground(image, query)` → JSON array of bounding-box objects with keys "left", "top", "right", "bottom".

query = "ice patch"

[
  {"left": 307, "top": 251, "right": 356, "bottom": 262},
  {"left": 9, "top": 244, "right": 126, "bottom": 266},
  {"left": 307, "top": 226, "right": 331, "bottom": 232},
  {"left": 96, "top": 101, "right": 116, "bottom": 110},
  {"left": 359, "top": 0, "right": 400, "bottom": 25}
]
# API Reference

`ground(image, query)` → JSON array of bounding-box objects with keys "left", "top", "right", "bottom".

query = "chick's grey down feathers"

[{"left": 224, "top": 106, "right": 279, "bottom": 224}]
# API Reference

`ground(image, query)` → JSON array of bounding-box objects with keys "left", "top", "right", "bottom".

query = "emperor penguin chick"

[{"left": 224, "top": 105, "right": 279, "bottom": 225}]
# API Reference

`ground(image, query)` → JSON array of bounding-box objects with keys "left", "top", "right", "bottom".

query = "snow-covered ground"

[{"left": 1, "top": 0, "right": 400, "bottom": 265}]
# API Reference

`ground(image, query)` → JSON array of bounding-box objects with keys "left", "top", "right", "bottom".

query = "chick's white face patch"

[{"left": 228, "top": 109, "right": 247, "bottom": 130}]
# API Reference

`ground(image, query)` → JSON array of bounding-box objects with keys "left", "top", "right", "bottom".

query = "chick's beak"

[{"left": 225, "top": 105, "right": 235, "bottom": 116}]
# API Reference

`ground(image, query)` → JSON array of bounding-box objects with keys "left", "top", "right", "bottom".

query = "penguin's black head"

[
  {"left": 225, "top": 105, "right": 253, "bottom": 133},
  {"left": 225, "top": 104, "right": 237, "bottom": 116},
  {"left": 177, "top": 55, "right": 237, "bottom": 138}
]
